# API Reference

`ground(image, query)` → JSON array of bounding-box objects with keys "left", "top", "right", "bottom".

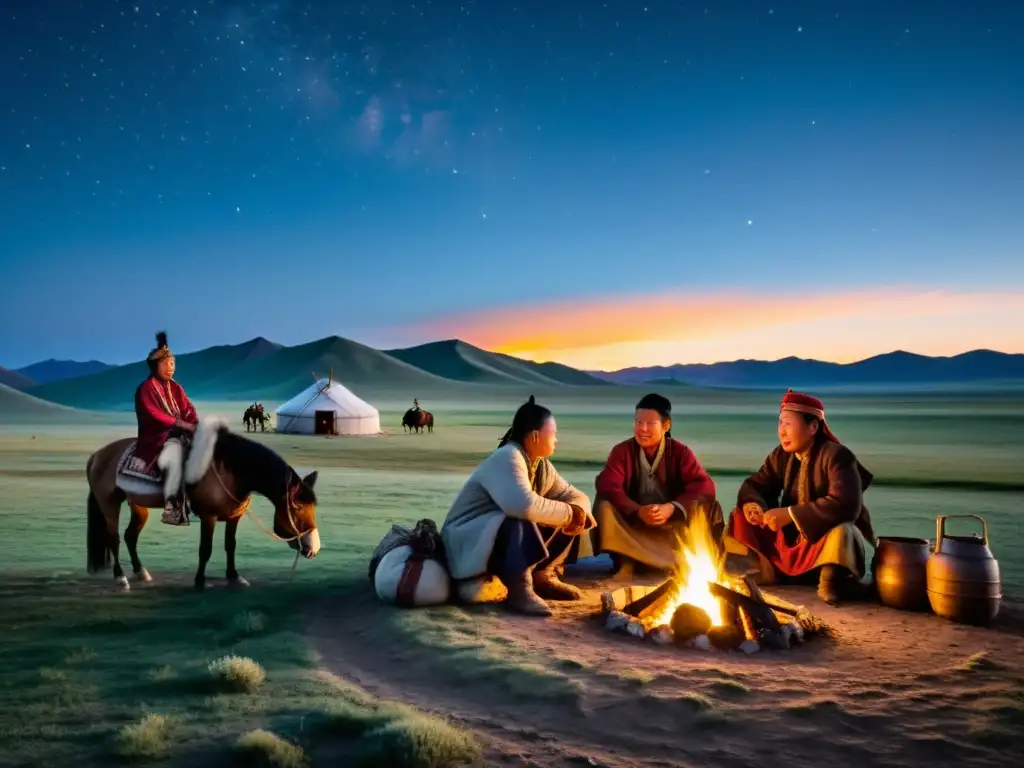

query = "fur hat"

[{"left": 146, "top": 331, "right": 172, "bottom": 372}]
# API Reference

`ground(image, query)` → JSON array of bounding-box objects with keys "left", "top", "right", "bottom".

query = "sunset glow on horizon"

[{"left": 406, "top": 288, "right": 1024, "bottom": 371}]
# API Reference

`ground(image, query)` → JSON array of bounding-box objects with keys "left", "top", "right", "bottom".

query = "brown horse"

[
  {"left": 243, "top": 403, "right": 270, "bottom": 432},
  {"left": 402, "top": 409, "right": 434, "bottom": 433},
  {"left": 86, "top": 417, "right": 321, "bottom": 591}
]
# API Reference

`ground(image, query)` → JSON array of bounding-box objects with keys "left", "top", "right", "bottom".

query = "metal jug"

[{"left": 925, "top": 514, "right": 1001, "bottom": 625}]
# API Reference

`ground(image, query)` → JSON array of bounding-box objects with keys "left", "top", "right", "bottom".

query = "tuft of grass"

[
  {"left": 351, "top": 711, "right": 482, "bottom": 767},
  {"left": 225, "top": 610, "right": 269, "bottom": 642},
  {"left": 147, "top": 665, "right": 176, "bottom": 683},
  {"left": 318, "top": 699, "right": 398, "bottom": 738},
  {"left": 234, "top": 728, "right": 307, "bottom": 768},
  {"left": 113, "top": 713, "right": 173, "bottom": 760},
  {"left": 312, "top": 694, "right": 481, "bottom": 767},
  {"left": 620, "top": 669, "right": 655, "bottom": 686},
  {"left": 558, "top": 658, "right": 587, "bottom": 671},
  {"left": 956, "top": 652, "right": 1001, "bottom": 672},
  {"left": 209, "top": 655, "right": 266, "bottom": 693}
]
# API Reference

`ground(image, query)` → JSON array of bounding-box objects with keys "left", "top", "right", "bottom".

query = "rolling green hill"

[
  {"left": 385, "top": 339, "right": 609, "bottom": 387},
  {"left": 23, "top": 334, "right": 618, "bottom": 411},
  {"left": 0, "top": 383, "right": 112, "bottom": 424},
  {"left": 27, "top": 335, "right": 464, "bottom": 409},
  {"left": 192, "top": 335, "right": 452, "bottom": 400},
  {"left": 27, "top": 337, "right": 282, "bottom": 409}
]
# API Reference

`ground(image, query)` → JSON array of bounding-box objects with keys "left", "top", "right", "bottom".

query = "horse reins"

[{"left": 204, "top": 461, "right": 313, "bottom": 576}]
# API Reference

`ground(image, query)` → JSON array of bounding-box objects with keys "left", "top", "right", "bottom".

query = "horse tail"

[{"left": 86, "top": 490, "right": 110, "bottom": 574}]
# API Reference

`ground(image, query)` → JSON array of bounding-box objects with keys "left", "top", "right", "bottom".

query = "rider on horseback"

[
  {"left": 135, "top": 331, "right": 198, "bottom": 526},
  {"left": 412, "top": 398, "right": 421, "bottom": 411}
]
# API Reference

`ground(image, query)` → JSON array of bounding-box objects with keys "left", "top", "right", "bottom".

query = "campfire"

[{"left": 600, "top": 508, "right": 830, "bottom": 653}]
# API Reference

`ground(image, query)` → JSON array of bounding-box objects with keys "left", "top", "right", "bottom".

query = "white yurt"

[{"left": 275, "top": 375, "right": 381, "bottom": 436}]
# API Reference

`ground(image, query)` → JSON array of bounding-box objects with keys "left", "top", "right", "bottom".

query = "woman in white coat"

[{"left": 441, "top": 396, "right": 595, "bottom": 616}]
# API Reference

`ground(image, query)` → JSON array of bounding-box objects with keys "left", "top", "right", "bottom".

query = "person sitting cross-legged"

[
  {"left": 593, "top": 393, "right": 721, "bottom": 581},
  {"left": 725, "top": 389, "right": 877, "bottom": 606},
  {"left": 441, "top": 396, "right": 595, "bottom": 617}
]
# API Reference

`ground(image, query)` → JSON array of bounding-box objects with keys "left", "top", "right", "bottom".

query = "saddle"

[{"left": 115, "top": 437, "right": 190, "bottom": 501}]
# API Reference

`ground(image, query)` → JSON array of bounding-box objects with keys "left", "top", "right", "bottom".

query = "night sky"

[{"left": 2, "top": 1, "right": 1022, "bottom": 369}]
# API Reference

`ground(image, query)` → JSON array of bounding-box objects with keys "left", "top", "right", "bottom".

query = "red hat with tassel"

[{"left": 781, "top": 388, "right": 840, "bottom": 443}]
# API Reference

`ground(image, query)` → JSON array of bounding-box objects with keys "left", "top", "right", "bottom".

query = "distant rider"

[{"left": 134, "top": 331, "right": 199, "bottom": 525}]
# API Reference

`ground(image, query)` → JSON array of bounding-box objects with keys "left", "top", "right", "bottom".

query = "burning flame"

[{"left": 649, "top": 506, "right": 726, "bottom": 628}]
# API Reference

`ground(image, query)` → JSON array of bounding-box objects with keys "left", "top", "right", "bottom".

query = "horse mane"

[
  {"left": 215, "top": 430, "right": 292, "bottom": 485},
  {"left": 185, "top": 417, "right": 294, "bottom": 489}
]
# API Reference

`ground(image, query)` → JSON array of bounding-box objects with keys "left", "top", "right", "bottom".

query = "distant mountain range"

[
  {"left": 16, "top": 358, "right": 116, "bottom": 384},
  {"left": 2, "top": 340, "right": 1022, "bottom": 411},
  {"left": 0, "top": 359, "right": 116, "bottom": 390},
  {"left": 13, "top": 336, "right": 609, "bottom": 410},
  {"left": 588, "top": 350, "right": 1024, "bottom": 388}
]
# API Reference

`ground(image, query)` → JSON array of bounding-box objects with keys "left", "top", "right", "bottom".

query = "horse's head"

[{"left": 275, "top": 469, "right": 321, "bottom": 559}]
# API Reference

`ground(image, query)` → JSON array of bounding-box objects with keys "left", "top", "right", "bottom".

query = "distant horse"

[
  {"left": 243, "top": 403, "right": 270, "bottom": 432},
  {"left": 402, "top": 409, "right": 434, "bottom": 434},
  {"left": 85, "top": 417, "right": 321, "bottom": 591}
]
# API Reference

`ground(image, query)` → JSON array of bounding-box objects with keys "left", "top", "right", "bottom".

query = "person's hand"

[
  {"left": 761, "top": 507, "right": 793, "bottom": 532},
  {"left": 563, "top": 505, "right": 587, "bottom": 536},
  {"left": 639, "top": 503, "right": 673, "bottom": 526},
  {"left": 742, "top": 502, "right": 765, "bottom": 526}
]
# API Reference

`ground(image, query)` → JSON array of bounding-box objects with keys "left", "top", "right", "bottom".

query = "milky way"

[{"left": 1, "top": 1, "right": 1021, "bottom": 366}]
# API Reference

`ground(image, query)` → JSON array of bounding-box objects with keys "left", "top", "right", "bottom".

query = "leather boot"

[
  {"left": 817, "top": 565, "right": 842, "bottom": 606},
  {"left": 505, "top": 572, "right": 552, "bottom": 617},
  {"left": 161, "top": 496, "right": 188, "bottom": 526},
  {"left": 533, "top": 565, "right": 583, "bottom": 601}
]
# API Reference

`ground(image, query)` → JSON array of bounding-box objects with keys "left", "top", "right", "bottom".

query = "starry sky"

[{"left": 2, "top": 0, "right": 1022, "bottom": 370}]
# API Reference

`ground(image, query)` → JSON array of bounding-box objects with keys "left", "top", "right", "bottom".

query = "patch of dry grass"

[
  {"left": 113, "top": 713, "right": 173, "bottom": 761},
  {"left": 234, "top": 728, "right": 307, "bottom": 768},
  {"left": 956, "top": 651, "right": 1001, "bottom": 672},
  {"left": 313, "top": 689, "right": 481, "bottom": 767},
  {"left": 209, "top": 655, "right": 267, "bottom": 693}
]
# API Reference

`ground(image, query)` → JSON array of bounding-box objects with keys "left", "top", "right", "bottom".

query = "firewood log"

[
  {"left": 621, "top": 578, "right": 678, "bottom": 618},
  {"left": 709, "top": 583, "right": 789, "bottom": 649}
]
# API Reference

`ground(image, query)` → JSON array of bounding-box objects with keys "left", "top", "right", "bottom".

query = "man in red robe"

[
  {"left": 593, "top": 393, "right": 721, "bottom": 580},
  {"left": 133, "top": 331, "right": 198, "bottom": 525},
  {"left": 725, "top": 390, "right": 876, "bottom": 605}
]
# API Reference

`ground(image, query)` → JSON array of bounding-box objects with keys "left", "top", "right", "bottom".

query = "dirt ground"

[{"left": 307, "top": 561, "right": 1024, "bottom": 768}]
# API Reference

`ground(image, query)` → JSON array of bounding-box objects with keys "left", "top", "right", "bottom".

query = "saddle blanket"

[
  {"left": 117, "top": 441, "right": 161, "bottom": 482},
  {"left": 115, "top": 441, "right": 165, "bottom": 496}
]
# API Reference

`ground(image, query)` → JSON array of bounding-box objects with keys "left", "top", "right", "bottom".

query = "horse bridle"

[{"left": 208, "top": 462, "right": 315, "bottom": 546}]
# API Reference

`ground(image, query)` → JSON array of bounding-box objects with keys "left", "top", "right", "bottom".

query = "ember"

[{"left": 600, "top": 506, "right": 832, "bottom": 652}]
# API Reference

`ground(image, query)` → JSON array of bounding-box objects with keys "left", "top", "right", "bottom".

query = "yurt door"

[{"left": 314, "top": 410, "right": 335, "bottom": 435}]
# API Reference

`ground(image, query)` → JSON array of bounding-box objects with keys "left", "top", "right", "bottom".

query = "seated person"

[
  {"left": 593, "top": 393, "right": 720, "bottom": 580},
  {"left": 441, "top": 396, "right": 594, "bottom": 617},
  {"left": 134, "top": 331, "right": 198, "bottom": 525},
  {"left": 725, "top": 389, "right": 876, "bottom": 606}
]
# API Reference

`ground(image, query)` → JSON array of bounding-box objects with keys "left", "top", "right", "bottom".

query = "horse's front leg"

[
  {"left": 224, "top": 516, "right": 249, "bottom": 587},
  {"left": 124, "top": 503, "right": 153, "bottom": 584},
  {"left": 194, "top": 516, "right": 216, "bottom": 590}
]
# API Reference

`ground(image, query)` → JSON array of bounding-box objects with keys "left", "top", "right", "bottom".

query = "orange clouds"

[{"left": 407, "top": 288, "right": 1024, "bottom": 370}]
